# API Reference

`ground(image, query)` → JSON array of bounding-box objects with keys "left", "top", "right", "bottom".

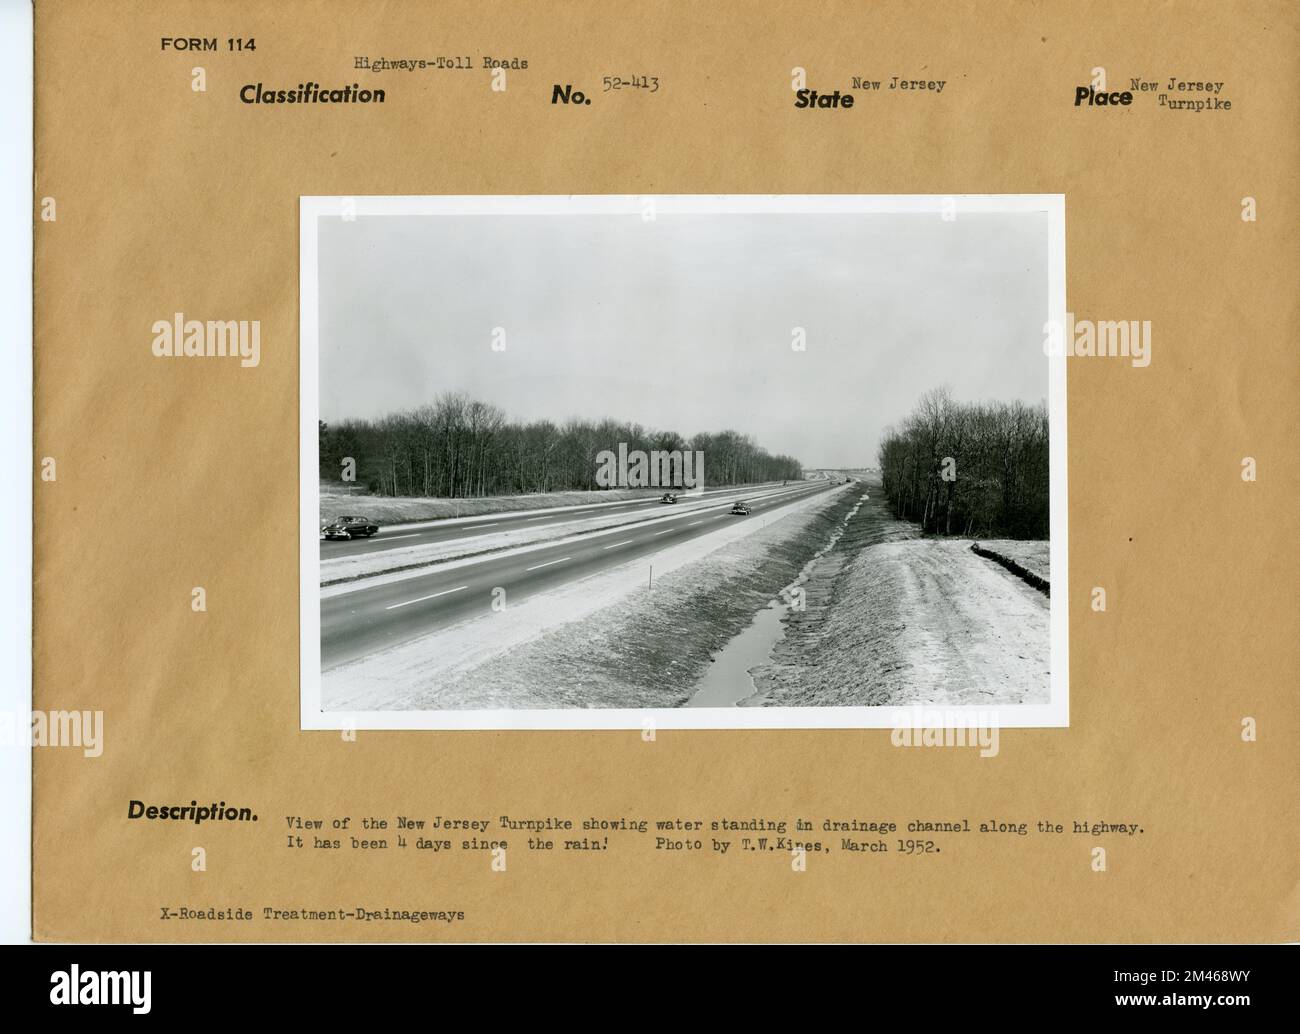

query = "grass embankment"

[
  {"left": 751, "top": 482, "right": 1050, "bottom": 706},
  {"left": 416, "top": 488, "right": 863, "bottom": 708},
  {"left": 321, "top": 482, "right": 668, "bottom": 526}
]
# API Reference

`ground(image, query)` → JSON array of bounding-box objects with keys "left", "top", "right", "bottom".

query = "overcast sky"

[{"left": 318, "top": 210, "right": 1048, "bottom": 467}]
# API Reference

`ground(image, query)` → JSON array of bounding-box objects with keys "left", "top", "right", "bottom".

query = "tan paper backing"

[{"left": 32, "top": 0, "right": 1300, "bottom": 942}]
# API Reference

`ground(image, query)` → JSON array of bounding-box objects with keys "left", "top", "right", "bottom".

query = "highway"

[
  {"left": 321, "top": 480, "right": 837, "bottom": 669},
  {"left": 320, "top": 482, "right": 789, "bottom": 559}
]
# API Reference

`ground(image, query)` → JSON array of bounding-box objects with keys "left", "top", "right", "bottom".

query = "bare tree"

[
  {"left": 322, "top": 396, "right": 804, "bottom": 498},
  {"left": 878, "top": 390, "right": 1048, "bottom": 539}
]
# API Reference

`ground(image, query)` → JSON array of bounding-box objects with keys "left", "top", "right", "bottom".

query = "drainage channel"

[
  {"left": 685, "top": 492, "right": 871, "bottom": 708},
  {"left": 686, "top": 600, "right": 789, "bottom": 707}
]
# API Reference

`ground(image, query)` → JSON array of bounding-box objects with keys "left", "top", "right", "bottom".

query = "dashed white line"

[
  {"left": 463, "top": 522, "right": 499, "bottom": 529},
  {"left": 653, "top": 530, "right": 674, "bottom": 536},
  {"left": 687, "top": 520, "right": 703, "bottom": 527},
  {"left": 369, "top": 533, "right": 419, "bottom": 542},
  {"left": 386, "top": 585, "right": 469, "bottom": 610},
  {"left": 602, "top": 540, "right": 635, "bottom": 550},
  {"left": 526, "top": 556, "right": 571, "bottom": 571}
]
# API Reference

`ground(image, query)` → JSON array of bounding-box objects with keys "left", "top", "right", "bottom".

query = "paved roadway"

[
  {"left": 320, "top": 483, "right": 790, "bottom": 559},
  {"left": 321, "top": 481, "right": 837, "bottom": 668}
]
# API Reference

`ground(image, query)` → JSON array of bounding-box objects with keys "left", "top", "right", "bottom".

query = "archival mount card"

[{"left": 31, "top": 1, "right": 1299, "bottom": 942}]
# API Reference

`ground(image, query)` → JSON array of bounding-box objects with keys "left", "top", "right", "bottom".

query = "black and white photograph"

[{"left": 300, "top": 195, "right": 1067, "bottom": 729}]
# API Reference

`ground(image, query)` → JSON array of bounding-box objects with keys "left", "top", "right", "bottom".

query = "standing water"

[{"left": 687, "top": 601, "right": 788, "bottom": 707}]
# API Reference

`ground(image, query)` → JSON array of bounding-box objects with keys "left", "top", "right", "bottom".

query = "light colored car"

[{"left": 729, "top": 501, "right": 751, "bottom": 515}]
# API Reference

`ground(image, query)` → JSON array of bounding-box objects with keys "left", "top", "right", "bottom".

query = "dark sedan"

[{"left": 322, "top": 515, "right": 380, "bottom": 540}]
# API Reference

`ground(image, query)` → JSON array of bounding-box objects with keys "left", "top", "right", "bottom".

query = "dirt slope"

[{"left": 751, "top": 487, "right": 1049, "bottom": 706}]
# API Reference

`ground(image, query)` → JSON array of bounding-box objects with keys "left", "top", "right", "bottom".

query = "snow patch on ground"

[
  {"left": 754, "top": 537, "right": 1049, "bottom": 707},
  {"left": 972, "top": 539, "right": 1050, "bottom": 583},
  {"left": 746, "top": 483, "right": 1050, "bottom": 707},
  {"left": 319, "top": 482, "right": 724, "bottom": 526}
]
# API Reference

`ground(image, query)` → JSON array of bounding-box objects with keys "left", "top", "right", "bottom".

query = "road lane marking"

[
  {"left": 602, "top": 540, "right": 635, "bottom": 550},
  {"left": 371, "top": 533, "right": 419, "bottom": 542},
  {"left": 526, "top": 556, "right": 571, "bottom": 571},
  {"left": 463, "top": 522, "right": 499, "bottom": 529},
  {"left": 687, "top": 520, "right": 703, "bottom": 526},
  {"left": 653, "top": 529, "right": 674, "bottom": 536},
  {"left": 323, "top": 483, "right": 837, "bottom": 599},
  {"left": 386, "top": 585, "right": 469, "bottom": 610}
]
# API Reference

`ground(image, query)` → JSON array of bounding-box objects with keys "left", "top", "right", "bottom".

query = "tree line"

[
  {"left": 320, "top": 392, "right": 803, "bottom": 497},
  {"left": 877, "top": 388, "right": 1049, "bottom": 539}
]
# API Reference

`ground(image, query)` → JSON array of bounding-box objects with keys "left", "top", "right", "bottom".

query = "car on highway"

[
  {"left": 729, "top": 501, "right": 751, "bottom": 515},
  {"left": 322, "top": 515, "right": 380, "bottom": 540},
  {"left": 660, "top": 493, "right": 678, "bottom": 503}
]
